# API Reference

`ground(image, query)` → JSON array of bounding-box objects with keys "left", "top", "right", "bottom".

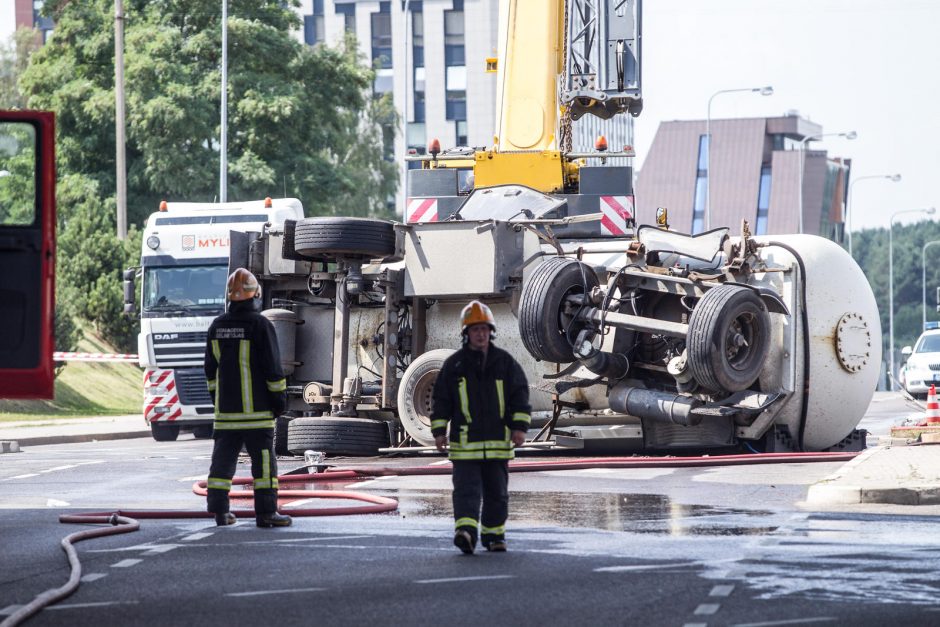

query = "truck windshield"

[{"left": 143, "top": 264, "right": 228, "bottom": 314}]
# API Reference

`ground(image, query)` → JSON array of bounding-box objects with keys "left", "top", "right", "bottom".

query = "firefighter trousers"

[
  {"left": 207, "top": 429, "right": 278, "bottom": 515},
  {"left": 452, "top": 459, "right": 509, "bottom": 544}
]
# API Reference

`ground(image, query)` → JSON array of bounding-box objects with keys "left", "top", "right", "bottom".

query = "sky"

[{"left": 632, "top": 0, "right": 940, "bottom": 232}]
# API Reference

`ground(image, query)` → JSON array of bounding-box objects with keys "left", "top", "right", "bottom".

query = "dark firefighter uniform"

[
  {"left": 431, "top": 342, "right": 531, "bottom": 548},
  {"left": 204, "top": 270, "right": 288, "bottom": 526}
]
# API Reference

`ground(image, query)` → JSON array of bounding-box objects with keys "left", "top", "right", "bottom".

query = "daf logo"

[{"left": 154, "top": 333, "right": 179, "bottom": 340}]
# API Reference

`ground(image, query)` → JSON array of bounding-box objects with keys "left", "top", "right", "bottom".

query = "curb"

[
  {"left": 2, "top": 431, "right": 153, "bottom": 448},
  {"left": 806, "top": 446, "right": 940, "bottom": 506}
]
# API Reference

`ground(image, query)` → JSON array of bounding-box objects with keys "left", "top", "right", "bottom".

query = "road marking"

[
  {"left": 710, "top": 584, "right": 735, "bottom": 597},
  {"left": 8, "top": 474, "right": 39, "bottom": 480},
  {"left": 416, "top": 575, "right": 515, "bottom": 584},
  {"left": 226, "top": 588, "right": 326, "bottom": 597},
  {"left": 181, "top": 532, "right": 213, "bottom": 542},
  {"left": 683, "top": 623, "right": 708, "bottom": 627},
  {"left": 80, "top": 573, "right": 108, "bottom": 582},
  {"left": 694, "top": 604, "right": 720, "bottom": 615},
  {"left": 46, "top": 498, "right": 70, "bottom": 507},
  {"left": 178, "top": 475, "right": 207, "bottom": 482},
  {"left": 595, "top": 562, "right": 700, "bottom": 572},
  {"left": 142, "top": 545, "right": 179, "bottom": 554},
  {"left": 42, "top": 461, "right": 106, "bottom": 473},
  {"left": 732, "top": 619, "right": 837, "bottom": 626},
  {"left": 111, "top": 559, "right": 142, "bottom": 568},
  {"left": 0, "top": 605, "right": 23, "bottom": 616},
  {"left": 346, "top": 479, "right": 378, "bottom": 488}
]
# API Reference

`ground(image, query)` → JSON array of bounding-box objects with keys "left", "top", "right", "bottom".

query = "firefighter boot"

[
  {"left": 256, "top": 512, "right": 292, "bottom": 528},
  {"left": 484, "top": 539, "right": 507, "bottom": 552},
  {"left": 215, "top": 512, "right": 237, "bottom": 526},
  {"left": 453, "top": 529, "right": 475, "bottom": 555}
]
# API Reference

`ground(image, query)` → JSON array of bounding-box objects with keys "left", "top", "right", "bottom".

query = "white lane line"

[
  {"left": 430, "top": 460, "right": 451, "bottom": 466},
  {"left": 732, "top": 619, "right": 838, "bottom": 627},
  {"left": 46, "top": 498, "right": 70, "bottom": 507},
  {"left": 416, "top": 575, "right": 515, "bottom": 585},
  {"left": 48, "top": 601, "right": 139, "bottom": 611},
  {"left": 8, "top": 474, "right": 39, "bottom": 480},
  {"left": 595, "top": 562, "right": 700, "bottom": 573},
  {"left": 181, "top": 532, "right": 213, "bottom": 542},
  {"left": 226, "top": 588, "right": 326, "bottom": 598},
  {"left": 42, "top": 461, "right": 106, "bottom": 473},
  {"left": 111, "top": 559, "right": 142, "bottom": 568},
  {"left": 142, "top": 545, "right": 179, "bottom": 555},
  {"left": 0, "top": 605, "right": 23, "bottom": 616},
  {"left": 178, "top": 475, "right": 207, "bottom": 482},
  {"left": 240, "top": 535, "right": 373, "bottom": 545},
  {"left": 346, "top": 479, "right": 378, "bottom": 488},
  {"left": 710, "top": 584, "right": 735, "bottom": 597},
  {"left": 80, "top": 573, "right": 108, "bottom": 582},
  {"left": 694, "top": 604, "right": 720, "bottom": 615},
  {"left": 683, "top": 623, "right": 708, "bottom": 627}
]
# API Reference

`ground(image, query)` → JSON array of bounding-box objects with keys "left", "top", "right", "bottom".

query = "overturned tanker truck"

[{"left": 227, "top": 0, "right": 880, "bottom": 456}]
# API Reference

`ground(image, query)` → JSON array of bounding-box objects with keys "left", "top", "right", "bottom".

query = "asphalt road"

[{"left": 2, "top": 426, "right": 940, "bottom": 626}]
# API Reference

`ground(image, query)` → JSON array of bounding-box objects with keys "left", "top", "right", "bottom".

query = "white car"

[{"left": 900, "top": 328, "right": 940, "bottom": 399}]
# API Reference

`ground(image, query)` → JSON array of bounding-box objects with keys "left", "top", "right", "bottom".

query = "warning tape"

[{"left": 53, "top": 352, "right": 139, "bottom": 363}]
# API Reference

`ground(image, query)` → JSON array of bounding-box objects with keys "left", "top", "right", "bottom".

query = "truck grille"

[
  {"left": 174, "top": 368, "right": 213, "bottom": 406},
  {"left": 152, "top": 332, "right": 207, "bottom": 368}
]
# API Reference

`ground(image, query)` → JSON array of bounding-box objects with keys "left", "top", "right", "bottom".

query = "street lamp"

[
  {"left": 705, "top": 85, "right": 773, "bottom": 231},
  {"left": 890, "top": 207, "right": 937, "bottom": 389},
  {"left": 923, "top": 239, "right": 940, "bottom": 330},
  {"left": 847, "top": 173, "right": 901, "bottom": 257},
  {"left": 797, "top": 130, "right": 857, "bottom": 234}
]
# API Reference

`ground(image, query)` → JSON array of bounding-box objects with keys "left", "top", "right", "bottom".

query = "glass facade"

[
  {"left": 444, "top": 1, "right": 466, "bottom": 122},
  {"left": 371, "top": 2, "right": 392, "bottom": 69},
  {"left": 303, "top": 0, "right": 325, "bottom": 45},
  {"left": 755, "top": 165, "right": 772, "bottom": 235}
]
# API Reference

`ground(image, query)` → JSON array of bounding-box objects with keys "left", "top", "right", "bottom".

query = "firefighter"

[
  {"left": 204, "top": 268, "right": 291, "bottom": 528},
  {"left": 431, "top": 300, "right": 531, "bottom": 554}
]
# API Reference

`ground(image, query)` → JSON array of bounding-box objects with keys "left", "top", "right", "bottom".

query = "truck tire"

[
  {"left": 687, "top": 285, "right": 770, "bottom": 393},
  {"left": 192, "top": 424, "right": 213, "bottom": 439},
  {"left": 519, "top": 257, "right": 599, "bottom": 363},
  {"left": 293, "top": 217, "right": 396, "bottom": 260},
  {"left": 151, "top": 423, "right": 180, "bottom": 442},
  {"left": 397, "top": 349, "right": 455, "bottom": 446},
  {"left": 286, "top": 417, "right": 390, "bottom": 457}
]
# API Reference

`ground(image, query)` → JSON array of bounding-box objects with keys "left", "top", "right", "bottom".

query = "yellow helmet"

[
  {"left": 226, "top": 268, "right": 261, "bottom": 302},
  {"left": 460, "top": 300, "right": 496, "bottom": 333}
]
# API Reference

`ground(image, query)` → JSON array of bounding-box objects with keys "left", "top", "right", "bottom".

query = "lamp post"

[
  {"left": 847, "top": 173, "right": 901, "bottom": 257},
  {"left": 890, "top": 207, "right": 937, "bottom": 389},
  {"left": 705, "top": 85, "right": 773, "bottom": 231},
  {"left": 797, "top": 130, "right": 857, "bottom": 234},
  {"left": 923, "top": 239, "right": 940, "bottom": 330},
  {"left": 219, "top": 0, "right": 228, "bottom": 203}
]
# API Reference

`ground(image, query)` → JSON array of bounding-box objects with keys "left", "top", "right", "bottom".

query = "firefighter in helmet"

[
  {"left": 431, "top": 300, "right": 531, "bottom": 553},
  {"left": 204, "top": 268, "right": 291, "bottom": 527}
]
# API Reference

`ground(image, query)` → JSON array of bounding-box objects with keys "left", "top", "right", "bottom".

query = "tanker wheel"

[
  {"left": 191, "top": 424, "right": 213, "bottom": 439},
  {"left": 293, "top": 217, "right": 396, "bottom": 260},
  {"left": 687, "top": 285, "right": 770, "bottom": 393},
  {"left": 519, "top": 257, "right": 599, "bottom": 363},
  {"left": 273, "top": 414, "right": 292, "bottom": 455},
  {"left": 286, "top": 417, "right": 390, "bottom": 457},
  {"left": 397, "top": 349, "right": 455, "bottom": 446}
]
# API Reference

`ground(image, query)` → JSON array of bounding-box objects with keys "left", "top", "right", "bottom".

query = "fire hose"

[{"left": 2, "top": 450, "right": 857, "bottom": 626}]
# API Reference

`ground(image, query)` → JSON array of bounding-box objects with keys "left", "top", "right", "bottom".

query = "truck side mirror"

[{"left": 123, "top": 267, "right": 137, "bottom": 316}]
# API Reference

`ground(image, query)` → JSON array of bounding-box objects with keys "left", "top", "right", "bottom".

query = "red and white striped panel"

[
  {"left": 54, "top": 351, "right": 139, "bottom": 362},
  {"left": 143, "top": 368, "right": 182, "bottom": 422},
  {"left": 599, "top": 195, "right": 635, "bottom": 236},
  {"left": 406, "top": 198, "right": 439, "bottom": 223}
]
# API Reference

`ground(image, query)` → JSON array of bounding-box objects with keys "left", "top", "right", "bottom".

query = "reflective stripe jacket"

[
  {"left": 431, "top": 345, "right": 531, "bottom": 460},
  {"left": 204, "top": 300, "right": 286, "bottom": 430}
]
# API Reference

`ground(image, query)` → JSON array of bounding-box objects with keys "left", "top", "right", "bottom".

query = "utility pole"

[
  {"left": 219, "top": 0, "right": 228, "bottom": 203},
  {"left": 114, "top": 0, "right": 127, "bottom": 239}
]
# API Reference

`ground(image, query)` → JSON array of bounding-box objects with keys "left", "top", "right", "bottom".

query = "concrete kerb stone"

[{"left": 0, "top": 441, "right": 20, "bottom": 454}]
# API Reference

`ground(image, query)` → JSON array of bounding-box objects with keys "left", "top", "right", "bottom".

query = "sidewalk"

[
  {"left": 2, "top": 415, "right": 939, "bottom": 508},
  {"left": 0, "top": 415, "right": 149, "bottom": 447}
]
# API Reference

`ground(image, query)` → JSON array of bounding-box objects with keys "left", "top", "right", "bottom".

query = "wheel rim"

[
  {"left": 411, "top": 370, "right": 438, "bottom": 429},
  {"left": 726, "top": 310, "right": 760, "bottom": 371}
]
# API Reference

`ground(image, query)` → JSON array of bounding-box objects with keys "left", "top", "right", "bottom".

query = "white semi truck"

[{"left": 125, "top": 197, "right": 304, "bottom": 441}]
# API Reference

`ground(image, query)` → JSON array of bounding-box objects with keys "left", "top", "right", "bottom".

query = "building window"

[
  {"left": 412, "top": 6, "right": 424, "bottom": 68},
  {"left": 303, "top": 0, "right": 325, "bottom": 46},
  {"left": 413, "top": 74, "right": 426, "bottom": 122},
  {"left": 371, "top": 2, "right": 392, "bottom": 70},
  {"left": 691, "top": 134, "right": 709, "bottom": 234},
  {"left": 336, "top": 3, "right": 356, "bottom": 32},
  {"left": 407, "top": 123, "right": 427, "bottom": 152},
  {"left": 755, "top": 165, "right": 772, "bottom": 235},
  {"left": 456, "top": 120, "right": 468, "bottom": 146}
]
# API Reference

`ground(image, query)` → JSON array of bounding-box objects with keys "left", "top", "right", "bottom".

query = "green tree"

[
  {"left": 18, "top": 0, "right": 397, "bottom": 351},
  {"left": 0, "top": 27, "right": 42, "bottom": 109}
]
